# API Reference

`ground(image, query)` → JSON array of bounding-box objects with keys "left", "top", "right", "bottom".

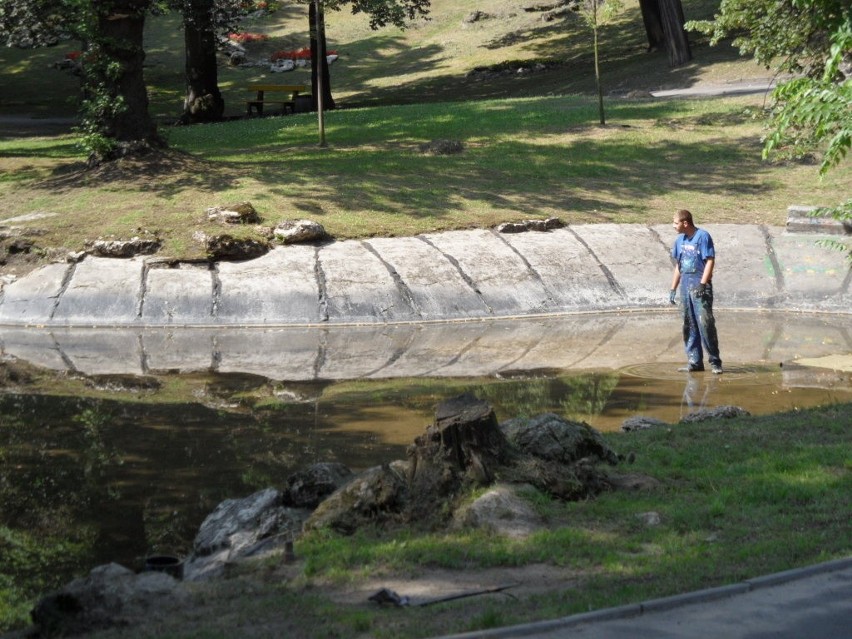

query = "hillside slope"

[{"left": 0, "top": 0, "right": 774, "bottom": 120}]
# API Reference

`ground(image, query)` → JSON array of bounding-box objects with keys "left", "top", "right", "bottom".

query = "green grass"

[
  {"left": 1, "top": 95, "right": 849, "bottom": 263},
  {"left": 62, "top": 402, "right": 850, "bottom": 639},
  {"left": 1, "top": 0, "right": 849, "bottom": 263}
]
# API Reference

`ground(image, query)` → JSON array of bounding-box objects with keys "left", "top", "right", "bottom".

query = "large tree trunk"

[
  {"left": 658, "top": 0, "right": 691, "bottom": 67},
  {"left": 309, "top": 3, "right": 335, "bottom": 111},
  {"left": 638, "top": 0, "right": 665, "bottom": 52},
  {"left": 88, "top": 0, "right": 163, "bottom": 158},
  {"left": 182, "top": 0, "right": 224, "bottom": 123}
]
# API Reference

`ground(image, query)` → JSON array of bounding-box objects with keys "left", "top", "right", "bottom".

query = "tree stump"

[{"left": 407, "top": 393, "right": 513, "bottom": 519}]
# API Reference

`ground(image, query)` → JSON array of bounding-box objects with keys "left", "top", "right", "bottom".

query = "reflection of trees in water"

[
  {"left": 0, "top": 369, "right": 623, "bottom": 631},
  {"left": 1, "top": 395, "right": 99, "bottom": 630},
  {"left": 472, "top": 373, "right": 620, "bottom": 422},
  {"left": 558, "top": 374, "right": 620, "bottom": 420}
]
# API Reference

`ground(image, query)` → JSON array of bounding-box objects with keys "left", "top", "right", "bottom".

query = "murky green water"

[{"left": 1, "top": 312, "right": 850, "bottom": 623}]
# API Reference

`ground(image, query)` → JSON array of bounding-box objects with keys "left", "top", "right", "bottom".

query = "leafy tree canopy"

[
  {"left": 687, "top": 0, "right": 850, "bottom": 77},
  {"left": 320, "top": 0, "right": 429, "bottom": 29}
]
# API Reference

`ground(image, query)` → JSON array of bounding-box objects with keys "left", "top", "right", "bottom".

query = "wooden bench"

[{"left": 245, "top": 84, "right": 307, "bottom": 116}]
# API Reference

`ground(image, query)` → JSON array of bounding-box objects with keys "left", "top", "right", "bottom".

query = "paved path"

[{"left": 432, "top": 558, "right": 852, "bottom": 639}]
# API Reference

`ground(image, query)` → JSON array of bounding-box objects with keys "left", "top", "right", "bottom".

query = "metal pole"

[{"left": 314, "top": 0, "right": 326, "bottom": 147}]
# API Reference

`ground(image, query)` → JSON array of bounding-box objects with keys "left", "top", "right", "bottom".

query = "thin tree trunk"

[
  {"left": 183, "top": 0, "right": 224, "bottom": 123},
  {"left": 594, "top": 19, "right": 605, "bottom": 125},
  {"left": 309, "top": 2, "right": 335, "bottom": 111}
]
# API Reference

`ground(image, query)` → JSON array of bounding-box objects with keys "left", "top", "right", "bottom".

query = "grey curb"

[{"left": 429, "top": 557, "right": 852, "bottom": 639}]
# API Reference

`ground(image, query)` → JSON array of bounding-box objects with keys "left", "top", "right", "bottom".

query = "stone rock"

[
  {"left": 418, "top": 139, "right": 464, "bottom": 155},
  {"left": 543, "top": 7, "right": 574, "bottom": 21},
  {"left": 200, "top": 233, "right": 270, "bottom": 261},
  {"left": 508, "top": 455, "right": 611, "bottom": 501},
  {"left": 451, "top": 483, "right": 544, "bottom": 537},
  {"left": 183, "top": 488, "right": 309, "bottom": 581},
  {"left": 284, "top": 462, "right": 355, "bottom": 509},
  {"left": 270, "top": 59, "right": 295, "bottom": 72},
  {"left": 608, "top": 472, "right": 662, "bottom": 491},
  {"left": 206, "top": 202, "right": 261, "bottom": 225},
  {"left": 496, "top": 217, "right": 564, "bottom": 233},
  {"left": 624, "top": 89, "right": 654, "bottom": 99},
  {"left": 89, "top": 236, "right": 161, "bottom": 258},
  {"left": 636, "top": 511, "right": 662, "bottom": 526},
  {"left": 523, "top": 0, "right": 573, "bottom": 11},
  {"left": 680, "top": 405, "right": 750, "bottom": 424},
  {"left": 463, "top": 10, "right": 490, "bottom": 24},
  {"left": 501, "top": 413, "right": 619, "bottom": 465},
  {"left": 621, "top": 415, "right": 669, "bottom": 432},
  {"left": 273, "top": 219, "right": 329, "bottom": 244},
  {"left": 31, "top": 563, "right": 187, "bottom": 636},
  {"left": 304, "top": 464, "right": 409, "bottom": 534}
]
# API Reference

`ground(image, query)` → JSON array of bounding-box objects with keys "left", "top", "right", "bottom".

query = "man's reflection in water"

[{"left": 681, "top": 373, "right": 719, "bottom": 418}]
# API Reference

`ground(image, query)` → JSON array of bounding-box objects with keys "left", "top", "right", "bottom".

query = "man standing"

[{"left": 669, "top": 209, "right": 723, "bottom": 374}]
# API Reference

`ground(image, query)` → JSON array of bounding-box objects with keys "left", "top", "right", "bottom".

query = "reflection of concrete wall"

[
  {"left": 2, "top": 312, "right": 849, "bottom": 381},
  {"left": 1, "top": 226, "right": 848, "bottom": 328}
]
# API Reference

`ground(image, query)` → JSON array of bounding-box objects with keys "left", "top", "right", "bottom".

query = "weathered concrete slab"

[
  {"left": 565, "top": 313, "right": 676, "bottom": 370},
  {"left": 0, "top": 327, "right": 68, "bottom": 370},
  {"left": 143, "top": 266, "right": 213, "bottom": 325},
  {"left": 496, "top": 314, "right": 625, "bottom": 371},
  {"left": 52, "top": 257, "right": 144, "bottom": 325},
  {"left": 0, "top": 226, "right": 848, "bottom": 329},
  {"left": 500, "top": 229, "right": 616, "bottom": 312},
  {"left": 698, "top": 224, "right": 779, "bottom": 309},
  {"left": 750, "top": 312, "right": 852, "bottom": 363},
  {"left": 423, "top": 229, "right": 551, "bottom": 315},
  {"left": 143, "top": 328, "right": 215, "bottom": 372},
  {"left": 366, "top": 237, "right": 490, "bottom": 320},
  {"left": 0, "top": 262, "right": 70, "bottom": 324},
  {"left": 216, "top": 246, "right": 321, "bottom": 324},
  {"left": 767, "top": 228, "right": 851, "bottom": 312},
  {"left": 215, "top": 328, "right": 320, "bottom": 380},
  {"left": 55, "top": 329, "right": 144, "bottom": 375},
  {"left": 319, "top": 324, "right": 418, "bottom": 379},
  {"left": 319, "top": 241, "right": 416, "bottom": 323},
  {"left": 572, "top": 224, "right": 672, "bottom": 308},
  {"left": 423, "top": 321, "right": 541, "bottom": 378}
]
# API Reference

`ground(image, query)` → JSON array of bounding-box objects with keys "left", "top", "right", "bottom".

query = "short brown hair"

[{"left": 675, "top": 209, "right": 693, "bottom": 225}]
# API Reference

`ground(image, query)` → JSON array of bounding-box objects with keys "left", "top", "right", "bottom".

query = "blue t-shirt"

[{"left": 672, "top": 228, "right": 715, "bottom": 276}]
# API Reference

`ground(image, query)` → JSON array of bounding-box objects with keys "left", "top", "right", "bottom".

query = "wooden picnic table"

[{"left": 245, "top": 84, "right": 307, "bottom": 116}]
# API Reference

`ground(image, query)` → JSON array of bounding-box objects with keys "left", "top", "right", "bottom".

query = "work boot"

[{"left": 677, "top": 364, "right": 704, "bottom": 372}]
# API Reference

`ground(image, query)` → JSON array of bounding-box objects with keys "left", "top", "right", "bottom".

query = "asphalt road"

[{"left": 434, "top": 558, "right": 852, "bottom": 639}]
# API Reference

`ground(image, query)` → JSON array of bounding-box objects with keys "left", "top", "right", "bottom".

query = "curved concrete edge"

[
  {"left": 429, "top": 557, "right": 852, "bottom": 639},
  {"left": 0, "top": 225, "right": 848, "bottom": 327}
]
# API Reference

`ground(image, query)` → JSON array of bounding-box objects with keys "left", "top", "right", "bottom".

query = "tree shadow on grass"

[{"left": 25, "top": 110, "right": 772, "bottom": 229}]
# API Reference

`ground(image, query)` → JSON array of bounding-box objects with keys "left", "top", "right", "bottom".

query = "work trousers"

[{"left": 680, "top": 277, "right": 722, "bottom": 368}]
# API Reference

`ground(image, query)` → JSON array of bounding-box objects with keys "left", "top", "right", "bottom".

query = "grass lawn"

[
  {"left": 2, "top": 0, "right": 848, "bottom": 268},
  {"left": 1, "top": 93, "right": 849, "bottom": 266},
  {"left": 8, "top": 401, "right": 844, "bottom": 639}
]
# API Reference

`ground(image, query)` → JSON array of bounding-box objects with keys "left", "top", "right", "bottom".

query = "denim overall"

[{"left": 674, "top": 229, "right": 722, "bottom": 369}]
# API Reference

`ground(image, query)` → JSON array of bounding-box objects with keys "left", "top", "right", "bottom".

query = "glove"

[
  {"left": 695, "top": 283, "right": 708, "bottom": 298},
  {"left": 669, "top": 289, "right": 677, "bottom": 305}
]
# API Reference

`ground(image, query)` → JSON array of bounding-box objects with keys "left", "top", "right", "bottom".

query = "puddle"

[{"left": 0, "top": 310, "right": 850, "bottom": 613}]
